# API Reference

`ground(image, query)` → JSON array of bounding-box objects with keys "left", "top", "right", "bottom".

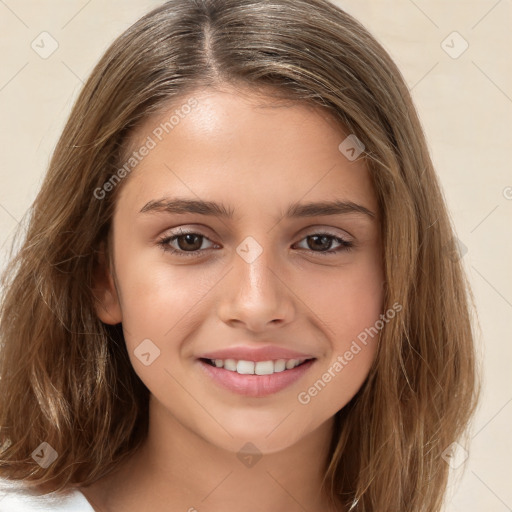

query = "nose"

[{"left": 216, "top": 241, "right": 296, "bottom": 333}]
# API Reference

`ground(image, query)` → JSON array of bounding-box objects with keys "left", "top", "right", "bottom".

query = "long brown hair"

[{"left": 0, "top": 1, "right": 479, "bottom": 510}]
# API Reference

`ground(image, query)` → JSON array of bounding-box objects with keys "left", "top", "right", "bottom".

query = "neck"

[{"left": 82, "top": 395, "right": 340, "bottom": 512}]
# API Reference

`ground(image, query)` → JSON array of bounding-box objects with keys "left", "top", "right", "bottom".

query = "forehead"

[{"left": 116, "top": 87, "right": 378, "bottom": 218}]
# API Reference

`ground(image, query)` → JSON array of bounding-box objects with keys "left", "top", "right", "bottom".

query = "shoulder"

[{"left": 0, "top": 478, "right": 95, "bottom": 511}]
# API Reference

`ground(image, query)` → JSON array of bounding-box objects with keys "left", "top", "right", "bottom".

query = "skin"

[{"left": 84, "top": 85, "right": 385, "bottom": 512}]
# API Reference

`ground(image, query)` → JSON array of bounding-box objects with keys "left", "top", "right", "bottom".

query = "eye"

[
  {"left": 293, "top": 232, "right": 354, "bottom": 255},
  {"left": 157, "top": 228, "right": 354, "bottom": 258},
  {"left": 157, "top": 229, "right": 217, "bottom": 258}
]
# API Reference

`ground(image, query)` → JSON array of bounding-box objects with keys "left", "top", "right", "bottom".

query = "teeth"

[
  {"left": 285, "top": 359, "right": 299, "bottom": 369},
  {"left": 273, "top": 359, "right": 286, "bottom": 373},
  {"left": 237, "top": 360, "right": 255, "bottom": 374},
  {"left": 207, "top": 358, "right": 309, "bottom": 375},
  {"left": 254, "top": 360, "right": 274, "bottom": 375},
  {"left": 223, "top": 359, "right": 237, "bottom": 371}
]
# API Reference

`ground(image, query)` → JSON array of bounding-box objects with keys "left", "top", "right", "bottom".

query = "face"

[{"left": 94, "top": 86, "right": 385, "bottom": 454}]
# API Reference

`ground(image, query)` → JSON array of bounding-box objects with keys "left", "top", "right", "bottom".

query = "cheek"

[
  {"left": 294, "top": 252, "right": 384, "bottom": 413},
  {"left": 118, "top": 269, "right": 208, "bottom": 341},
  {"left": 112, "top": 229, "right": 213, "bottom": 336},
  {"left": 113, "top": 263, "right": 207, "bottom": 393},
  {"left": 302, "top": 250, "right": 384, "bottom": 347}
]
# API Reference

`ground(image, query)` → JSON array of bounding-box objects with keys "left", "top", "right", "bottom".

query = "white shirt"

[{"left": 0, "top": 478, "right": 95, "bottom": 511}]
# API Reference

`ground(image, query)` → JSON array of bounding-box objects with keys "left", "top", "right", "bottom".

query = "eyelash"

[{"left": 156, "top": 228, "right": 354, "bottom": 258}]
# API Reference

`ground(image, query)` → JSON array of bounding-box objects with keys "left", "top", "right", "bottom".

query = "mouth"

[{"left": 197, "top": 357, "right": 317, "bottom": 397}]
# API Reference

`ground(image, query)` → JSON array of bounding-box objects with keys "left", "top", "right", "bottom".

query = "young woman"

[{"left": 0, "top": 0, "right": 479, "bottom": 510}]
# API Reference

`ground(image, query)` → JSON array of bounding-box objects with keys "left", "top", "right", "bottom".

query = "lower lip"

[{"left": 197, "top": 359, "right": 316, "bottom": 397}]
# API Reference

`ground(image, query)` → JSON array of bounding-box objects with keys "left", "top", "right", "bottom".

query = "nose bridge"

[
  {"left": 239, "top": 236, "right": 277, "bottom": 294},
  {"left": 236, "top": 234, "right": 282, "bottom": 302},
  {"left": 217, "top": 234, "right": 294, "bottom": 330}
]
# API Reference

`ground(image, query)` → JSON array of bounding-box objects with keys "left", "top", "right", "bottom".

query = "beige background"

[{"left": 0, "top": 1, "right": 511, "bottom": 510}]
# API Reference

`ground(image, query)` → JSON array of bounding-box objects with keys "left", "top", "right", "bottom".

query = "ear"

[{"left": 92, "top": 242, "right": 122, "bottom": 325}]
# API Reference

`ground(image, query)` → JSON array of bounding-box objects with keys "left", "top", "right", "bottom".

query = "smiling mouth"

[
  {"left": 197, "top": 356, "right": 317, "bottom": 397},
  {"left": 199, "top": 357, "right": 315, "bottom": 375}
]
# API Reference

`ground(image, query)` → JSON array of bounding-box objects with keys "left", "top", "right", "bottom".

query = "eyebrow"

[{"left": 139, "top": 197, "right": 376, "bottom": 220}]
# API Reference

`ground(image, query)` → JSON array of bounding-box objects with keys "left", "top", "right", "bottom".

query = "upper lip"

[{"left": 198, "top": 345, "right": 316, "bottom": 362}]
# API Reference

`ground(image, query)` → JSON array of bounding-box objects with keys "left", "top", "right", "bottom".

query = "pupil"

[
  {"left": 310, "top": 235, "right": 330, "bottom": 251},
  {"left": 179, "top": 234, "right": 201, "bottom": 251}
]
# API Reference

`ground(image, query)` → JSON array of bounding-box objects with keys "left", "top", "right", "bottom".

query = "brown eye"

[
  {"left": 174, "top": 233, "right": 204, "bottom": 252},
  {"left": 307, "top": 235, "right": 334, "bottom": 251},
  {"left": 157, "top": 230, "right": 216, "bottom": 257},
  {"left": 294, "top": 233, "right": 353, "bottom": 255}
]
